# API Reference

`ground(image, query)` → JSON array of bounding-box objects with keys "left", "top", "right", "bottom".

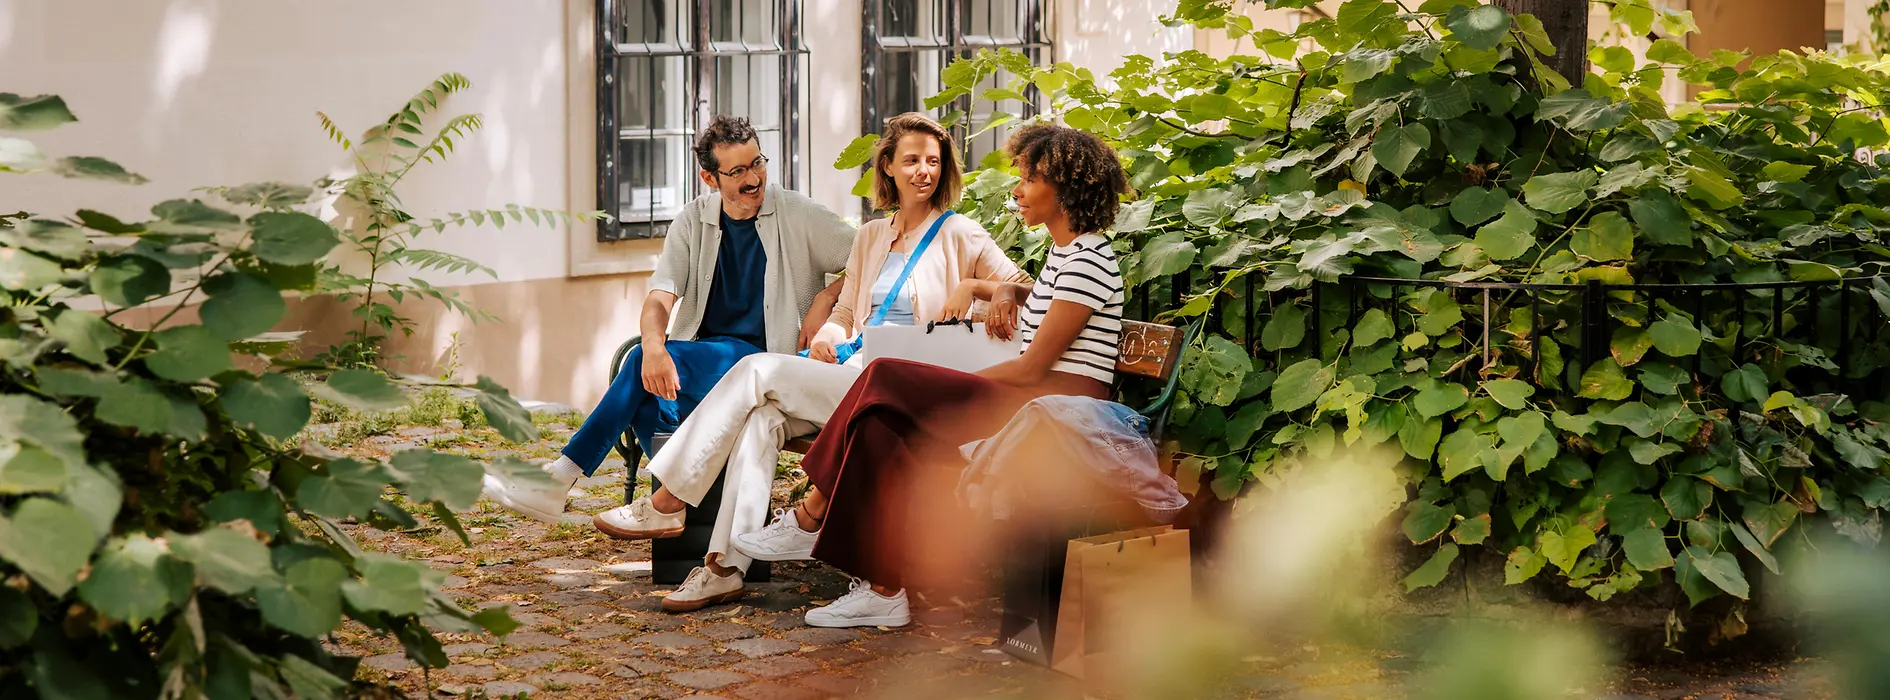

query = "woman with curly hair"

[{"left": 731, "top": 123, "right": 1133, "bottom": 628}]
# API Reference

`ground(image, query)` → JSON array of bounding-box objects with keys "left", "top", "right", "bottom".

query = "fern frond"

[
  {"left": 316, "top": 112, "right": 353, "bottom": 150},
  {"left": 384, "top": 72, "right": 474, "bottom": 128},
  {"left": 390, "top": 249, "right": 499, "bottom": 279}
]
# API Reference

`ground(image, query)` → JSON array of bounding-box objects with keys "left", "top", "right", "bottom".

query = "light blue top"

[{"left": 866, "top": 252, "right": 916, "bottom": 327}]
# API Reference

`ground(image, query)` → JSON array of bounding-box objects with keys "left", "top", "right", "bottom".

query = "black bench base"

[{"left": 638, "top": 434, "right": 772, "bottom": 586}]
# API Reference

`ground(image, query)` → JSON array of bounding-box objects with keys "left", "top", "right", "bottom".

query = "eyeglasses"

[{"left": 715, "top": 154, "right": 769, "bottom": 180}]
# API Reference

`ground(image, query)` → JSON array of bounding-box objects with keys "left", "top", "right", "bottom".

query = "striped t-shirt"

[{"left": 1018, "top": 233, "right": 1125, "bottom": 384}]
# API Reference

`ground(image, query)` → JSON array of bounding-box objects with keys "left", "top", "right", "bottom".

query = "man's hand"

[
  {"left": 798, "top": 321, "right": 821, "bottom": 352},
  {"left": 641, "top": 346, "right": 681, "bottom": 401},
  {"left": 801, "top": 277, "right": 845, "bottom": 351},
  {"left": 808, "top": 339, "right": 839, "bottom": 364}
]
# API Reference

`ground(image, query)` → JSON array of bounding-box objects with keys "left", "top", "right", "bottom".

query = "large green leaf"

[
  {"left": 314, "top": 368, "right": 409, "bottom": 413},
  {"left": 1721, "top": 363, "right": 1769, "bottom": 403},
  {"left": 1402, "top": 543, "right": 1460, "bottom": 592},
  {"left": 1638, "top": 362, "right": 1690, "bottom": 395},
  {"left": 1352, "top": 308, "right": 1395, "bottom": 348},
  {"left": 1399, "top": 411, "right": 1443, "bottom": 460},
  {"left": 296, "top": 459, "right": 391, "bottom": 520},
  {"left": 342, "top": 554, "right": 440, "bottom": 616},
  {"left": 1373, "top": 124, "right": 1431, "bottom": 178},
  {"left": 170, "top": 527, "right": 279, "bottom": 594},
  {"left": 1727, "top": 521, "right": 1780, "bottom": 575},
  {"left": 258, "top": 558, "right": 346, "bottom": 637},
  {"left": 475, "top": 376, "right": 540, "bottom": 443},
  {"left": 249, "top": 212, "right": 341, "bottom": 266},
  {"left": 45, "top": 309, "right": 119, "bottom": 366},
  {"left": 1438, "top": 427, "right": 1487, "bottom": 481},
  {"left": 0, "top": 248, "right": 61, "bottom": 291},
  {"left": 1449, "top": 187, "right": 1509, "bottom": 227},
  {"left": 1521, "top": 170, "right": 1598, "bottom": 215},
  {"left": 220, "top": 372, "right": 311, "bottom": 440},
  {"left": 1481, "top": 379, "right": 1534, "bottom": 410},
  {"left": 95, "top": 377, "right": 173, "bottom": 435},
  {"left": 1578, "top": 359, "right": 1633, "bottom": 400},
  {"left": 1661, "top": 476, "right": 1713, "bottom": 520},
  {"left": 77, "top": 535, "right": 190, "bottom": 626},
  {"left": 1610, "top": 328, "right": 1654, "bottom": 366},
  {"left": 1403, "top": 500, "right": 1456, "bottom": 544},
  {"left": 831, "top": 135, "right": 879, "bottom": 169},
  {"left": 1271, "top": 359, "right": 1333, "bottom": 413},
  {"left": 1606, "top": 493, "right": 1671, "bottom": 535},
  {"left": 1474, "top": 200, "right": 1537, "bottom": 261},
  {"left": 0, "top": 94, "right": 78, "bottom": 132},
  {"left": 1682, "top": 546, "right": 1749, "bottom": 599},
  {"left": 0, "top": 498, "right": 100, "bottom": 595},
  {"left": 1649, "top": 315, "right": 1702, "bottom": 357},
  {"left": 89, "top": 255, "right": 171, "bottom": 307},
  {"left": 1570, "top": 211, "right": 1632, "bottom": 262},
  {"left": 0, "top": 446, "right": 68, "bottom": 495},
  {"left": 387, "top": 450, "right": 484, "bottom": 510},
  {"left": 1137, "top": 233, "right": 1197, "bottom": 285},
  {"left": 0, "top": 137, "right": 42, "bottom": 172},
  {"left": 1444, "top": 3, "right": 1508, "bottom": 51},
  {"left": 200, "top": 273, "right": 285, "bottom": 341},
  {"left": 1414, "top": 382, "right": 1470, "bottom": 418},
  {"left": 1622, "top": 528, "right": 1675, "bottom": 571},
  {"left": 0, "top": 588, "right": 35, "bottom": 649},
  {"left": 53, "top": 157, "right": 146, "bottom": 184},
  {"left": 0, "top": 396, "right": 87, "bottom": 471},
  {"left": 1628, "top": 190, "right": 1692, "bottom": 246},
  {"left": 1260, "top": 302, "right": 1306, "bottom": 351},
  {"left": 143, "top": 326, "right": 234, "bottom": 382},
  {"left": 1182, "top": 335, "right": 1252, "bottom": 406},
  {"left": 1534, "top": 89, "right": 1631, "bottom": 131},
  {"left": 1181, "top": 188, "right": 1240, "bottom": 227}
]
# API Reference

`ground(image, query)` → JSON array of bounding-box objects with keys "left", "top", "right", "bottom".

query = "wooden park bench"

[{"left": 608, "top": 319, "right": 1189, "bottom": 586}]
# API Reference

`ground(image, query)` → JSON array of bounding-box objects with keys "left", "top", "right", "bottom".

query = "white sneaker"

[
  {"left": 592, "top": 496, "right": 685, "bottom": 540},
  {"left": 661, "top": 566, "right": 746, "bottom": 612},
  {"left": 482, "top": 456, "right": 580, "bottom": 524},
  {"left": 730, "top": 508, "right": 819, "bottom": 562},
  {"left": 805, "top": 579, "right": 910, "bottom": 628}
]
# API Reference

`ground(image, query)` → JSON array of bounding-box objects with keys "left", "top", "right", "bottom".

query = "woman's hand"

[
  {"left": 984, "top": 293, "right": 1018, "bottom": 341},
  {"left": 808, "top": 339, "right": 839, "bottom": 364},
  {"left": 939, "top": 279, "right": 979, "bottom": 323}
]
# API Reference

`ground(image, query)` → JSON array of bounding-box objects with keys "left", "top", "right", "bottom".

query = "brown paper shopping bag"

[{"left": 1048, "top": 525, "right": 1192, "bottom": 680}]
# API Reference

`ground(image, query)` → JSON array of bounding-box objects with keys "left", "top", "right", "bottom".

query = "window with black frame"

[
  {"left": 598, "top": 0, "right": 808, "bottom": 241},
  {"left": 863, "top": 0, "right": 1049, "bottom": 170}
]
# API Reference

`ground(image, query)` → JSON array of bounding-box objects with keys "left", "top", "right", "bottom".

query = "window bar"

[
  {"left": 1808, "top": 285, "right": 1821, "bottom": 352},
  {"left": 1481, "top": 288, "right": 1493, "bottom": 372},
  {"left": 596, "top": 0, "right": 619, "bottom": 240},
  {"left": 1581, "top": 280, "right": 1604, "bottom": 370}
]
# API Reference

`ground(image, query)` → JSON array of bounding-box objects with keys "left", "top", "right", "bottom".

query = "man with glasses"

[{"left": 483, "top": 115, "right": 855, "bottom": 522}]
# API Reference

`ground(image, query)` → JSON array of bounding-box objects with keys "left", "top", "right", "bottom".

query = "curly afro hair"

[{"left": 1005, "top": 123, "right": 1132, "bottom": 235}]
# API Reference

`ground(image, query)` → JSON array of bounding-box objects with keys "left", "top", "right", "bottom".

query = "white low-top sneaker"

[
  {"left": 805, "top": 579, "right": 910, "bottom": 628},
  {"left": 481, "top": 456, "right": 581, "bottom": 523},
  {"left": 661, "top": 566, "right": 746, "bottom": 612},
  {"left": 730, "top": 508, "right": 819, "bottom": 562},
  {"left": 592, "top": 496, "right": 686, "bottom": 540}
]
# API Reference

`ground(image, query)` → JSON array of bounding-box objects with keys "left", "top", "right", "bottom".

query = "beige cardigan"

[{"left": 816, "top": 211, "right": 1022, "bottom": 342}]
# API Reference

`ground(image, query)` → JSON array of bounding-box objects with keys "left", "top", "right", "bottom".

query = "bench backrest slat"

[{"left": 1114, "top": 320, "right": 1182, "bottom": 382}]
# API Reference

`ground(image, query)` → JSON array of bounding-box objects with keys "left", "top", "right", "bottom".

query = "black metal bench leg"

[{"left": 638, "top": 433, "right": 774, "bottom": 586}]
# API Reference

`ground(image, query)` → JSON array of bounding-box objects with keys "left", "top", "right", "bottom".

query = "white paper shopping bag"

[{"left": 861, "top": 322, "right": 1022, "bottom": 373}]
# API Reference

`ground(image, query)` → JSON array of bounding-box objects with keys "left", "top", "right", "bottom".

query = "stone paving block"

[
  {"left": 360, "top": 653, "right": 410, "bottom": 672},
  {"left": 497, "top": 631, "right": 572, "bottom": 648},
  {"left": 508, "top": 612, "right": 556, "bottom": 628},
  {"left": 617, "top": 680, "right": 689, "bottom": 699},
  {"left": 752, "top": 612, "right": 806, "bottom": 630},
  {"left": 441, "top": 663, "right": 499, "bottom": 680},
  {"left": 441, "top": 575, "right": 470, "bottom": 589},
  {"left": 525, "top": 671, "right": 605, "bottom": 687},
  {"left": 557, "top": 604, "right": 613, "bottom": 621},
  {"left": 800, "top": 646, "right": 874, "bottom": 666},
  {"left": 860, "top": 634, "right": 947, "bottom": 656},
  {"left": 665, "top": 647, "right": 749, "bottom": 668},
  {"left": 530, "top": 557, "right": 603, "bottom": 571},
  {"left": 796, "top": 673, "right": 864, "bottom": 695},
  {"left": 572, "top": 496, "right": 617, "bottom": 512},
  {"left": 634, "top": 613, "right": 692, "bottom": 631},
  {"left": 626, "top": 657, "right": 679, "bottom": 675},
  {"left": 784, "top": 628, "right": 859, "bottom": 646},
  {"left": 670, "top": 669, "right": 754, "bottom": 690},
  {"left": 482, "top": 680, "right": 539, "bottom": 696},
  {"left": 441, "top": 643, "right": 494, "bottom": 656},
  {"left": 732, "top": 655, "right": 821, "bottom": 679},
  {"left": 724, "top": 637, "right": 802, "bottom": 658},
  {"left": 734, "top": 682, "right": 825, "bottom": 700},
  {"left": 543, "top": 589, "right": 614, "bottom": 606},
  {"left": 637, "top": 632, "right": 711, "bottom": 649},
  {"left": 604, "top": 561, "right": 654, "bottom": 578},
  {"left": 546, "top": 572, "right": 606, "bottom": 588},
  {"left": 699, "top": 621, "right": 762, "bottom": 641},
  {"left": 498, "top": 650, "right": 563, "bottom": 671},
  {"left": 573, "top": 622, "right": 638, "bottom": 640}
]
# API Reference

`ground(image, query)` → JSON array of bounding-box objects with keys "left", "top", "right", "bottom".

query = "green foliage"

[
  {"left": 943, "top": 0, "right": 1890, "bottom": 611},
  {"left": 312, "top": 74, "right": 605, "bottom": 368},
  {"left": 0, "top": 94, "right": 554, "bottom": 697}
]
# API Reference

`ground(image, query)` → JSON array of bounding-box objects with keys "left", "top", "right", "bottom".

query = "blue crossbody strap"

[{"left": 866, "top": 210, "right": 954, "bottom": 328}]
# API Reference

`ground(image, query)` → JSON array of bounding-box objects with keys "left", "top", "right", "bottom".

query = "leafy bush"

[
  {"left": 948, "top": 0, "right": 1890, "bottom": 613},
  {"left": 0, "top": 92, "right": 556, "bottom": 696}
]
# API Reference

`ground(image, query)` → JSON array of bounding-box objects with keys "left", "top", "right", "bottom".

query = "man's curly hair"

[{"left": 1005, "top": 123, "right": 1132, "bottom": 235}]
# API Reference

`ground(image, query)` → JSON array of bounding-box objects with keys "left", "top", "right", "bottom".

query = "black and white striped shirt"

[{"left": 1018, "top": 233, "right": 1124, "bottom": 384}]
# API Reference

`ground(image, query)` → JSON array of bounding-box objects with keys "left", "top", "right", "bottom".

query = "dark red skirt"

[{"left": 801, "top": 359, "right": 1033, "bottom": 590}]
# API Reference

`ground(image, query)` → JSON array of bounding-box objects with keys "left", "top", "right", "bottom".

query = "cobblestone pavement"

[{"left": 319, "top": 423, "right": 1836, "bottom": 699}]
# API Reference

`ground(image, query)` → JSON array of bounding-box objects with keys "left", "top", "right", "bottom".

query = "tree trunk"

[{"left": 1496, "top": 0, "right": 1590, "bottom": 86}]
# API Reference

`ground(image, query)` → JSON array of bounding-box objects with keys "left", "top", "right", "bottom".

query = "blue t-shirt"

[
  {"left": 866, "top": 252, "right": 916, "bottom": 326},
  {"left": 698, "top": 212, "right": 768, "bottom": 349}
]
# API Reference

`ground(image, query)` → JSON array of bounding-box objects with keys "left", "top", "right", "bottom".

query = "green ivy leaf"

[
  {"left": 0, "top": 498, "right": 99, "bottom": 596},
  {"left": 46, "top": 309, "right": 119, "bottom": 366},
  {"left": 1481, "top": 379, "right": 1534, "bottom": 410},
  {"left": 95, "top": 377, "right": 173, "bottom": 435},
  {"left": 1444, "top": 3, "right": 1509, "bottom": 51},
  {"left": 1628, "top": 190, "right": 1692, "bottom": 246},
  {"left": 1373, "top": 124, "right": 1431, "bottom": 179},
  {"left": 0, "top": 446, "right": 67, "bottom": 496},
  {"left": 258, "top": 558, "right": 346, "bottom": 637},
  {"left": 1438, "top": 427, "right": 1487, "bottom": 481},
  {"left": 170, "top": 526, "right": 279, "bottom": 594},
  {"left": 1610, "top": 328, "right": 1654, "bottom": 367},
  {"left": 1505, "top": 546, "right": 1547, "bottom": 584},
  {"left": 1402, "top": 500, "right": 1456, "bottom": 545},
  {"left": 1721, "top": 363, "right": 1769, "bottom": 403},
  {"left": 0, "top": 94, "right": 78, "bottom": 132},
  {"left": 1449, "top": 187, "right": 1509, "bottom": 227},
  {"left": 1622, "top": 528, "right": 1675, "bottom": 571},
  {"left": 1137, "top": 233, "right": 1197, "bottom": 285},
  {"left": 1727, "top": 521, "right": 1780, "bottom": 576},
  {"left": 1578, "top": 358, "right": 1633, "bottom": 400},
  {"left": 1414, "top": 382, "right": 1470, "bottom": 418},
  {"left": 1570, "top": 211, "right": 1633, "bottom": 262},
  {"left": 475, "top": 376, "right": 539, "bottom": 443},
  {"left": 1534, "top": 89, "right": 1630, "bottom": 131},
  {"left": 220, "top": 372, "right": 311, "bottom": 440},
  {"left": 1183, "top": 335, "right": 1253, "bottom": 407},
  {"left": 1260, "top": 302, "right": 1306, "bottom": 351},
  {"left": 1402, "top": 543, "right": 1460, "bottom": 592},
  {"left": 1492, "top": 411, "right": 1547, "bottom": 480},
  {"left": 831, "top": 135, "right": 879, "bottom": 170},
  {"left": 0, "top": 248, "right": 61, "bottom": 290},
  {"left": 1661, "top": 476, "right": 1713, "bottom": 520},
  {"left": 1522, "top": 170, "right": 1598, "bottom": 215},
  {"left": 1649, "top": 315, "right": 1702, "bottom": 357},
  {"left": 77, "top": 534, "right": 190, "bottom": 626},
  {"left": 1540, "top": 525, "right": 1598, "bottom": 574},
  {"left": 143, "top": 326, "right": 234, "bottom": 383},
  {"left": 200, "top": 273, "right": 286, "bottom": 341},
  {"left": 1638, "top": 362, "right": 1690, "bottom": 395},
  {"left": 1181, "top": 188, "right": 1240, "bottom": 227},
  {"left": 1606, "top": 493, "right": 1672, "bottom": 535},
  {"left": 387, "top": 450, "right": 485, "bottom": 511},
  {"left": 1474, "top": 200, "right": 1537, "bottom": 260},
  {"left": 1682, "top": 546, "right": 1749, "bottom": 599},
  {"left": 1270, "top": 358, "right": 1333, "bottom": 413},
  {"left": 1742, "top": 500, "right": 1798, "bottom": 548},
  {"left": 89, "top": 254, "right": 171, "bottom": 307},
  {"left": 0, "top": 396, "right": 87, "bottom": 472},
  {"left": 1452, "top": 513, "right": 1492, "bottom": 545},
  {"left": 1352, "top": 308, "right": 1395, "bottom": 348},
  {"left": 315, "top": 369, "right": 408, "bottom": 413},
  {"left": 342, "top": 553, "right": 439, "bottom": 616},
  {"left": 1627, "top": 439, "right": 1683, "bottom": 465},
  {"left": 296, "top": 459, "right": 392, "bottom": 520}
]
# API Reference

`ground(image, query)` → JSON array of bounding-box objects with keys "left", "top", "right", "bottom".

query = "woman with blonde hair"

[{"left": 591, "top": 112, "right": 1023, "bottom": 613}]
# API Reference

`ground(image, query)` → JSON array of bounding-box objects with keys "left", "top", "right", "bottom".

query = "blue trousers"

[{"left": 563, "top": 336, "right": 765, "bottom": 475}]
